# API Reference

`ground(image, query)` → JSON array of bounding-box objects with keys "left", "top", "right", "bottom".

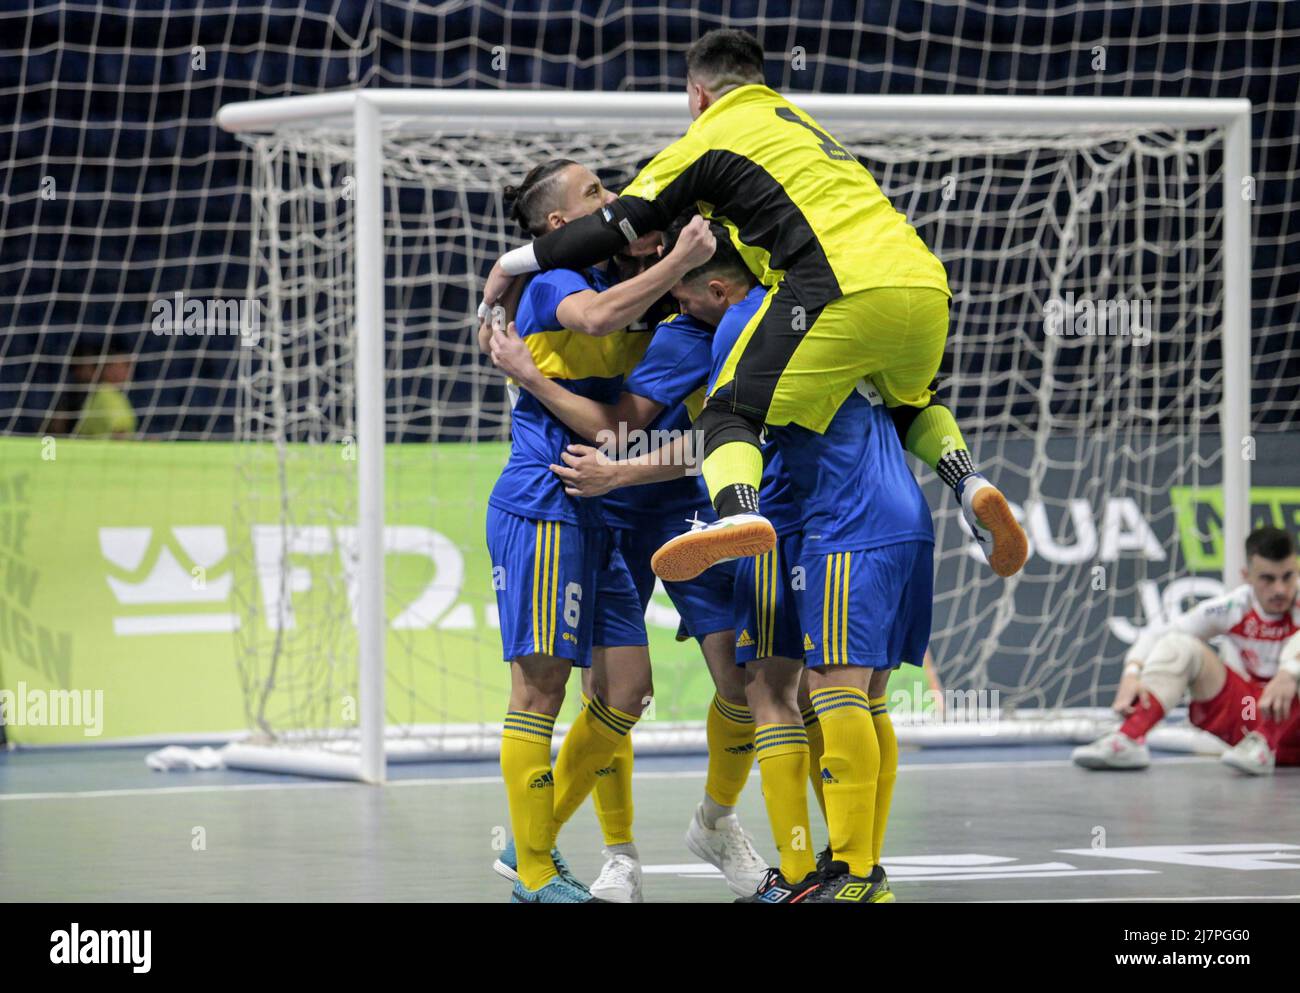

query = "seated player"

[
  {"left": 551, "top": 222, "right": 933, "bottom": 904},
  {"left": 484, "top": 159, "right": 717, "bottom": 903},
  {"left": 488, "top": 230, "right": 770, "bottom": 900},
  {"left": 1073, "top": 527, "right": 1300, "bottom": 776}
]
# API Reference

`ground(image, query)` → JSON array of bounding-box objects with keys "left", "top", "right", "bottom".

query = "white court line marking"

[
  {"left": 0, "top": 753, "right": 1220, "bottom": 802},
  {"left": 958, "top": 893, "right": 1300, "bottom": 903}
]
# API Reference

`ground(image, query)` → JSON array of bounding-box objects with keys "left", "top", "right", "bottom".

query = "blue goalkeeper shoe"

[
  {"left": 510, "top": 875, "right": 608, "bottom": 903},
  {"left": 492, "top": 839, "right": 581, "bottom": 888}
]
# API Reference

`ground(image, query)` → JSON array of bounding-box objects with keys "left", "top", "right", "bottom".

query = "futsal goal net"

[{"left": 215, "top": 90, "right": 1251, "bottom": 781}]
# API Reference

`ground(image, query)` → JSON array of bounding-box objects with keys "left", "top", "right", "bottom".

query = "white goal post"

[{"left": 216, "top": 90, "right": 1252, "bottom": 783}]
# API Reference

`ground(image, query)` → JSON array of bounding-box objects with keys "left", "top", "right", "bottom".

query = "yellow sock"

[
  {"left": 904, "top": 404, "right": 969, "bottom": 471},
  {"left": 500, "top": 710, "right": 558, "bottom": 890},
  {"left": 754, "top": 723, "right": 816, "bottom": 882},
  {"left": 802, "top": 704, "right": 827, "bottom": 823},
  {"left": 702, "top": 441, "right": 763, "bottom": 505},
  {"left": 705, "top": 695, "right": 756, "bottom": 808},
  {"left": 870, "top": 696, "right": 898, "bottom": 867},
  {"left": 582, "top": 694, "right": 635, "bottom": 847},
  {"left": 809, "top": 686, "right": 879, "bottom": 878},
  {"left": 552, "top": 694, "right": 639, "bottom": 834}
]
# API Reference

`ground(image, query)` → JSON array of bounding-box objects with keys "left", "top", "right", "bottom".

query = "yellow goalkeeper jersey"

[{"left": 620, "top": 84, "right": 950, "bottom": 310}]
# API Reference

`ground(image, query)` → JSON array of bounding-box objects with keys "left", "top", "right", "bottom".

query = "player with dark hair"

[
  {"left": 479, "top": 27, "right": 1026, "bottom": 585},
  {"left": 1074, "top": 526, "right": 1300, "bottom": 775}
]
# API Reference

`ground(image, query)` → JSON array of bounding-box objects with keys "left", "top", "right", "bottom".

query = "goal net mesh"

[{"left": 232, "top": 116, "right": 1229, "bottom": 754}]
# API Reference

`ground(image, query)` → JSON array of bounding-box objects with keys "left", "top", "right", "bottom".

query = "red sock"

[{"left": 1119, "top": 695, "right": 1165, "bottom": 741}]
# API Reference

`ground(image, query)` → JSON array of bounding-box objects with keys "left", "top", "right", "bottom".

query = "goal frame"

[{"left": 217, "top": 90, "right": 1253, "bottom": 783}]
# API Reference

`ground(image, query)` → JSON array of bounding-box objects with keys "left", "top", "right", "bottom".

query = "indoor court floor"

[{"left": 2, "top": 744, "right": 1298, "bottom": 903}]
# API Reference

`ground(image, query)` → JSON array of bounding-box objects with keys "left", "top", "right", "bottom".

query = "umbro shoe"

[
  {"left": 652, "top": 513, "right": 776, "bottom": 582},
  {"left": 735, "top": 866, "right": 823, "bottom": 904},
  {"left": 804, "top": 860, "right": 890, "bottom": 904}
]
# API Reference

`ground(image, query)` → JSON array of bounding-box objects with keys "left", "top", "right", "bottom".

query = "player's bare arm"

[{"left": 550, "top": 437, "right": 693, "bottom": 498}]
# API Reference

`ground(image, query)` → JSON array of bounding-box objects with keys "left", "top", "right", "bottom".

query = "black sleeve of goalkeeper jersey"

[{"left": 531, "top": 196, "right": 670, "bottom": 271}]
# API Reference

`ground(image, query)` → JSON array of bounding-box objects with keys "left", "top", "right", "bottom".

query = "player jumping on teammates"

[
  {"left": 1073, "top": 527, "right": 1300, "bottom": 776},
  {"left": 479, "top": 28, "right": 1026, "bottom": 584},
  {"left": 485, "top": 158, "right": 717, "bottom": 903}
]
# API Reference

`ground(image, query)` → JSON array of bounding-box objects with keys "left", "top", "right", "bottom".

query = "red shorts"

[{"left": 1190, "top": 667, "right": 1300, "bottom": 765}]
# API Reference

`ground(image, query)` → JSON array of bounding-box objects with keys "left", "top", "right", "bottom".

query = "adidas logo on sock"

[
  {"left": 529, "top": 771, "right": 554, "bottom": 789},
  {"left": 821, "top": 767, "right": 838, "bottom": 784}
]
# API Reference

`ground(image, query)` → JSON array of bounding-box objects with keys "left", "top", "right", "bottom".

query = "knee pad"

[
  {"left": 694, "top": 401, "right": 761, "bottom": 458},
  {"left": 1141, "top": 632, "right": 1205, "bottom": 710}
]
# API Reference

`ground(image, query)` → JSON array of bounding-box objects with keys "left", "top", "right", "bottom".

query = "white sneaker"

[
  {"left": 959, "top": 476, "right": 1029, "bottom": 578},
  {"left": 588, "top": 849, "right": 643, "bottom": 903},
  {"left": 1220, "top": 731, "right": 1275, "bottom": 776},
  {"left": 684, "top": 804, "right": 769, "bottom": 897},
  {"left": 1072, "top": 731, "right": 1151, "bottom": 770},
  {"left": 651, "top": 513, "right": 776, "bottom": 582}
]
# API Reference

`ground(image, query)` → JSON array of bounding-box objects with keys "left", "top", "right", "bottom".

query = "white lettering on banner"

[
  {"left": 251, "top": 524, "right": 467, "bottom": 632},
  {"left": 962, "top": 498, "right": 1166, "bottom": 567},
  {"left": 1107, "top": 577, "right": 1226, "bottom": 644}
]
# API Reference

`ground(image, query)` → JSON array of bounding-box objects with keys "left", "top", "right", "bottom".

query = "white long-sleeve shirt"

[{"left": 1126, "top": 584, "right": 1300, "bottom": 681}]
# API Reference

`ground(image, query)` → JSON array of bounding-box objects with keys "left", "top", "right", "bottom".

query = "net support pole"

[
  {"left": 354, "top": 94, "right": 387, "bottom": 785},
  {"left": 1221, "top": 107, "right": 1252, "bottom": 585}
]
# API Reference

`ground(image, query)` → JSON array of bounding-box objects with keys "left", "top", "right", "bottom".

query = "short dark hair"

[
  {"left": 503, "top": 159, "right": 579, "bottom": 237},
  {"left": 1246, "top": 526, "right": 1295, "bottom": 563},
  {"left": 663, "top": 211, "right": 756, "bottom": 288},
  {"left": 685, "top": 29, "right": 765, "bottom": 91}
]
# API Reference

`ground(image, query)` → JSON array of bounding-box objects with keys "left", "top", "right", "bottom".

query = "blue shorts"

[
  {"left": 794, "top": 537, "right": 933, "bottom": 670},
  {"left": 487, "top": 507, "right": 644, "bottom": 666},
  {"left": 731, "top": 532, "right": 804, "bottom": 665},
  {"left": 611, "top": 522, "right": 735, "bottom": 642},
  {"left": 592, "top": 538, "right": 648, "bottom": 649}
]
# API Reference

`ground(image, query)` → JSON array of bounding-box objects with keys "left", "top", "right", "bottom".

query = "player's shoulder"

[
  {"left": 654, "top": 311, "right": 713, "bottom": 339},
  {"left": 1201, "top": 584, "right": 1253, "bottom": 616},
  {"left": 526, "top": 267, "right": 593, "bottom": 294}
]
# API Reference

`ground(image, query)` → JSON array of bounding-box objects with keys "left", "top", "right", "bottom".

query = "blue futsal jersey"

[
  {"left": 486, "top": 266, "right": 649, "bottom": 527},
  {"left": 601, "top": 312, "right": 714, "bottom": 531}
]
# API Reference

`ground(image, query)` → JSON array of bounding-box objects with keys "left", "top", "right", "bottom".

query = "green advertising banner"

[{"left": 0, "top": 437, "right": 928, "bottom": 746}]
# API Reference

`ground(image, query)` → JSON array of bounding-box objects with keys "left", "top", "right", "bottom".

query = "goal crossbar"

[{"left": 218, "top": 88, "right": 1253, "bottom": 783}]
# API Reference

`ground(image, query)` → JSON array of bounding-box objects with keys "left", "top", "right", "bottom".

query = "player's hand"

[
  {"left": 550, "top": 444, "right": 618, "bottom": 498},
  {"left": 489, "top": 321, "right": 539, "bottom": 384},
  {"left": 477, "top": 261, "right": 519, "bottom": 352},
  {"left": 667, "top": 213, "right": 716, "bottom": 270},
  {"left": 1259, "top": 669, "right": 1297, "bottom": 722},
  {"left": 1111, "top": 670, "right": 1145, "bottom": 716}
]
